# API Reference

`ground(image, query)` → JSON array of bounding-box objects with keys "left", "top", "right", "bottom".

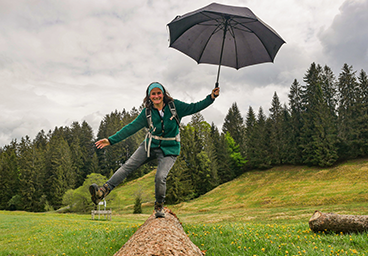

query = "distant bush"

[{"left": 133, "top": 195, "right": 142, "bottom": 214}]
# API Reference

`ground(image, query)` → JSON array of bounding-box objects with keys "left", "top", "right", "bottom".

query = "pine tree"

[
  {"left": 133, "top": 196, "right": 142, "bottom": 214},
  {"left": 224, "top": 132, "right": 247, "bottom": 176},
  {"left": 97, "top": 108, "right": 146, "bottom": 180},
  {"left": 321, "top": 66, "right": 338, "bottom": 118},
  {"left": 252, "top": 107, "right": 271, "bottom": 169},
  {"left": 45, "top": 129, "right": 75, "bottom": 209},
  {"left": 268, "top": 92, "right": 283, "bottom": 165},
  {"left": 76, "top": 121, "right": 97, "bottom": 185},
  {"left": 194, "top": 114, "right": 218, "bottom": 194},
  {"left": 180, "top": 123, "right": 201, "bottom": 197},
  {"left": 337, "top": 64, "right": 359, "bottom": 158},
  {"left": 34, "top": 130, "right": 48, "bottom": 151},
  {"left": 211, "top": 123, "right": 232, "bottom": 184},
  {"left": 97, "top": 110, "right": 127, "bottom": 177},
  {"left": 354, "top": 69, "right": 368, "bottom": 155},
  {"left": 222, "top": 102, "right": 246, "bottom": 153},
  {"left": 244, "top": 106, "right": 256, "bottom": 169},
  {"left": 67, "top": 121, "right": 93, "bottom": 187},
  {"left": 279, "top": 104, "right": 293, "bottom": 164},
  {"left": 0, "top": 142, "right": 19, "bottom": 210},
  {"left": 180, "top": 114, "right": 218, "bottom": 198},
  {"left": 17, "top": 136, "right": 46, "bottom": 211},
  {"left": 69, "top": 135, "right": 84, "bottom": 187},
  {"left": 166, "top": 155, "right": 194, "bottom": 204},
  {"left": 288, "top": 79, "right": 303, "bottom": 164},
  {"left": 300, "top": 63, "right": 338, "bottom": 166}
]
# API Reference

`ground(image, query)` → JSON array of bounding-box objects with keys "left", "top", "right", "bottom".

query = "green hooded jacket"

[{"left": 108, "top": 94, "right": 215, "bottom": 156}]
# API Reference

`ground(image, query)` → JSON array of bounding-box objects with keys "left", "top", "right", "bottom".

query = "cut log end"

[
  {"left": 114, "top": 208, "right": 204, "bottom": 256},
  {"left": 309, "top": 210, "right": 322, "bottom": 222}
]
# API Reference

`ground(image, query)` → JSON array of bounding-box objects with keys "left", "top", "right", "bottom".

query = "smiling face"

[{"left": 149, "top": 87, "right": 164, "bottom": 108}]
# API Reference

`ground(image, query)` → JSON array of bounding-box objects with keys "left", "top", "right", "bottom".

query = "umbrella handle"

[
  {"left": 214, "top": 17, "right": 229, "bottom": 89},
  {"left": 215, "top": 62, "right": 221, "bottom": 88}
]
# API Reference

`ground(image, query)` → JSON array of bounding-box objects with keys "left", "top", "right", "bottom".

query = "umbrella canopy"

[{"left": 167, "top": 3, "right": 285, "bottom": 87}]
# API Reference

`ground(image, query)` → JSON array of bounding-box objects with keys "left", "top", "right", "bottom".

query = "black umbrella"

[{"left": 167, "top": 3, "right": 285, "bottom": 87}]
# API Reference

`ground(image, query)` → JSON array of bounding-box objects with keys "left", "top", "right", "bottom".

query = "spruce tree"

[
  {"left": 222, "top": 102, "right": 246, "bottom": 153},
  {"left": 17, "top": 136, "right": 46, "bottom": 211},
  {"left": 77, "top": 121, "right": 97, "bottom": 184},
  {"left": 321, "top": 65, "right": 338, "bottom": 118},
  {"left": 288, "top": 79, "right": 303, "bottom": 164},
  {"left": 192, "top": 114, "right": 218, "bottom": 196},
  {"left": 180, "top": 113, "right": 218, "bottom": 198},
  {"left": 0, "top": 142, "right": 19, "bottom": 210},
  {"left": 252, "top": 107, "right": 271, "bottom": 169},
  {"left": 166, "top": 155, "right": 193, "bottom": 204},
  {"left": 211, "top": 123, "right": 232, "bottom": 184},
  {"left": 97, "top": 108, "right": 146, "bottom": 180},
  {"left": 337, "top": 64, "right": 359, "bottom": 158},
  {"left": 268, "top": 92, "right": 283, "bottom": 165},
  {"left": 45, "top": 129, "right": 75, "bottom": 209},
  {"left": 96, "top": 110, "right": 126, "bottom": 177},
  {"left": 354, "top": 69, "right": 368, "bottom": 155},
  {"left": 180, "top": 123, "right": 201, "bottom": 197},
  {"left": 244, "top": 106, "right": 257, "bottom": 169},
  {"left": 279, "top": 104, "right": 293, "bottom": 164},
  {"left": 224, "top": 132, "right": 247, "bottom": 176},
  {"left": 300, "top": 63, "right": 338, "bottom": 166}
]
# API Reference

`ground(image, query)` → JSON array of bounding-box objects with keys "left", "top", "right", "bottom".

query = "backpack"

[
  {"left": 144, "top": 101, "right": 180, "bottom": 157},
  {"left": 145, "top": 101, "right": 180, "bottom": 130}
]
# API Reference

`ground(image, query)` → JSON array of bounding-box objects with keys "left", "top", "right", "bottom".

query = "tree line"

[{"left": 0, "top": 62, "right": 367, "bottom": 212}]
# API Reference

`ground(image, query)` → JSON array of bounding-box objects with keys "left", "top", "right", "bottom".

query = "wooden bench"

[{"left": 91, "top": 209, "right": 112, "bottom": 221}]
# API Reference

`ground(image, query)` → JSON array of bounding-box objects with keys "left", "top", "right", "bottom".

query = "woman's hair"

[{"left": 143, "top": 82, "right": 174, "bottom": 108}]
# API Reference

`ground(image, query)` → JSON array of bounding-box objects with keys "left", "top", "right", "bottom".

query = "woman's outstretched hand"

[
  {"left": 211, "top": 87, "right": 220, "bottom": 99},
  {"left": 95, "top": 138, "right": 110, "bottom": 149}
]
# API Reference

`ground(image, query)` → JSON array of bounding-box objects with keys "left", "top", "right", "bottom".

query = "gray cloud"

[
  {"left": 1, "top": 0, "right": 365, "bottom": 147},
  {"left": 318, "top": 0, "right": 368, "bottom": 72}
]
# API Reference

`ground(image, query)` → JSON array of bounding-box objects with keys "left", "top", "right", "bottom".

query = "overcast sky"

[{"left": 1, "top": 0, "right": 368, "bottom": 147}]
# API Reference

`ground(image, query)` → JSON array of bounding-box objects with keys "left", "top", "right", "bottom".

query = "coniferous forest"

[{"left": 1, "top": 62, "right": 368, "bottom": 212}]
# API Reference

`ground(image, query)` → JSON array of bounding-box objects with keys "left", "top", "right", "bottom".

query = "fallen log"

[
  {"left": 309, "top": 210, "right": 368, "bottom": 233},
  {"left": 114, "top": 208, "right": 204, "bottom": 256}
]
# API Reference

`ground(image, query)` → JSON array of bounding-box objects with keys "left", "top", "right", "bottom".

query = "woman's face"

[{"left": 149, "top": 87, "right": 164, "bottom": 106}]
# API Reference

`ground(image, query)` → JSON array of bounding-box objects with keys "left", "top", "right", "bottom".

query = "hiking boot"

[
  {"left": 89, "top": 183, "right": 111, "bottom": 205},
  {"left": 154, "top": 202, "right": 165, "bottom": 218}
]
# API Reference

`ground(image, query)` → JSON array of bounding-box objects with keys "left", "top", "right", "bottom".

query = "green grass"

[
  {"left": 0, "top": 211, "right": 141, "bottom": 256},
  {"left": 2, "top": 158, "right": 368, "bottom": 255},
  {"left": 1, "top": 212, "right": 368, "bottom": 255},
  {"left": 185, "top": 222, "right": 368, "bottom": 255}
]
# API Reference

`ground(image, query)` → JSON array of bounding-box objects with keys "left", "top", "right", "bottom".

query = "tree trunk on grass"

[
  {"left": 309, "top": 210, "right": 368, "bottom": 233},
  {"left": 114, "top": 208, "right": 204, "bottom": 256}
]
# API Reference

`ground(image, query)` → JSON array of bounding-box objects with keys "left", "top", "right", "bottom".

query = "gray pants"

[{"left": 106, "top": 142, "right": 177, "bottom": 203}]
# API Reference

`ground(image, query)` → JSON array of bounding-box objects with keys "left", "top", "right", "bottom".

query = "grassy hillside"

[
  {"left": 107, "top": 158, "right": 368, "bottom": 224},
  {"left": 2, "top": 159, "right": 368, "bottom": 255}
]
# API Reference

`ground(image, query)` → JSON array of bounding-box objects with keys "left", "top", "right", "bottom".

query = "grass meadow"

[
  {"left": 2, "top": 158, "right": 368, "bottom": 255},
  {"left": 1, "top": 211, "right": 368, "bottom": 255}
]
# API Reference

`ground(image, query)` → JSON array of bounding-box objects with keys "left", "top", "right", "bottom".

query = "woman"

[{"left": 90, "top": 82, "right": 220, "bottom": 218}]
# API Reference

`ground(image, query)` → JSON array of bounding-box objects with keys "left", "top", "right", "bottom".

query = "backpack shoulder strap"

[
  {"left": 168, "top": 101, "right": 180, "bottom": 127},
  {"left": 145, "top": 107, "right": 153, "bottom": 129}
]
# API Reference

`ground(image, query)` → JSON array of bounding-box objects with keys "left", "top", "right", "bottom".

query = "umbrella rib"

[
  {"left": 234, "top": 20, "right": 274, "bottom": 60},
  {"left": 200, "top": 12, "right": 227, "bottom": 24},
  {"left": 231, "top": 19, "right": 256, "bottom": 33},
  {"left": 197, "top": 23, "right": 224, "bottom": 63},
  {"left": 228, "top": 24, "right": 239, "bottom": 69}
]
